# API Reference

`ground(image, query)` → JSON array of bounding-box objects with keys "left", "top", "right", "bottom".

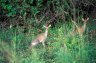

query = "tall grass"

[
  {"left": 0, "top": 0, "right": 96, "bottom": 63},
  {"left": 0, "top": 21, "right": 95, "bottom": 63}
]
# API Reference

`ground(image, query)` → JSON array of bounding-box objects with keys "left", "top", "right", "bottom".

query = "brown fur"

[
  {"left": 72, "top": 18, "right": 89, "bottom": 35},
  {"left": 30, "top": 25, "right": 51, "bottom": 48}
]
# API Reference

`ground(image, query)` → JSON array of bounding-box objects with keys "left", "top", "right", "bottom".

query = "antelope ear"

[
  {"left": 86, "top": 17, "right": 89, "bottom": 21},
  {"left": 82, "top": 18, "right": 85, "bottom": 21},
  {"left": 82, "top": 17, "right": 89, "bottom": 22},
  {"left": 48, "top": 25, "right": 51, "bottom": 27},
  {"left": 43, "top": 25, "right": 46, "bottom": 28}
]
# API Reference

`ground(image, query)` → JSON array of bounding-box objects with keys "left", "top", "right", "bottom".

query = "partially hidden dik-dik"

[{"left": 72, "top": 17, "right": 89, "bottom": 35}]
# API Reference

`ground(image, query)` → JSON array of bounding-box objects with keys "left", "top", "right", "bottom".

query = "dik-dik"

[
  {"left": 29, "top": 25, "right": 51, "bottom": 48},
  {"left": 72, "top": 18, "right": 89, "bottom": 36}
]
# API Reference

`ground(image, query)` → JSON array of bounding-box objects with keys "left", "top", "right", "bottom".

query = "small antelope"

[
  {"left": 72, "top": 17, "right": 89, "bottom": 36},
  {"left": 30, "top": 24, "right": 51, "bottom": 48}
]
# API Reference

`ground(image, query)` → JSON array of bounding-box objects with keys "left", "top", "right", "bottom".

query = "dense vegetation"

[{"left": 0, "top": 0, "right": 96, "bottom": 63}]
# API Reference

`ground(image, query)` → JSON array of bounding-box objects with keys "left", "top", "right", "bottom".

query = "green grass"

[
  {"left": 0, "top": 0, "right": 96, "bottom": 63},
  {"left": 0, "top": 21, "right": 96, "bottom": 63}
]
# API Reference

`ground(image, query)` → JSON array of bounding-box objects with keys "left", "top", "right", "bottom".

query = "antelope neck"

[
  {"left": 45, "top": 29, "right": 48, "bottom": 37},
  {"left": 83, "top": 23, "right": 86, "bottom": 30}
]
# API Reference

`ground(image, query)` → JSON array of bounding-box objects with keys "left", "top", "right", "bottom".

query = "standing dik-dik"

[
  {"left": 72, "top": 17, "right": 89, "bottom": 36},
  {"left": 30, "top": 25, "right": 51, "bottom": 48}
]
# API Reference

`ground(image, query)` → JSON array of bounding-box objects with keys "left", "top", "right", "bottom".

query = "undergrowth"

[{"left": 0, "top": 21, "right": 95, "bottom": 63}]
